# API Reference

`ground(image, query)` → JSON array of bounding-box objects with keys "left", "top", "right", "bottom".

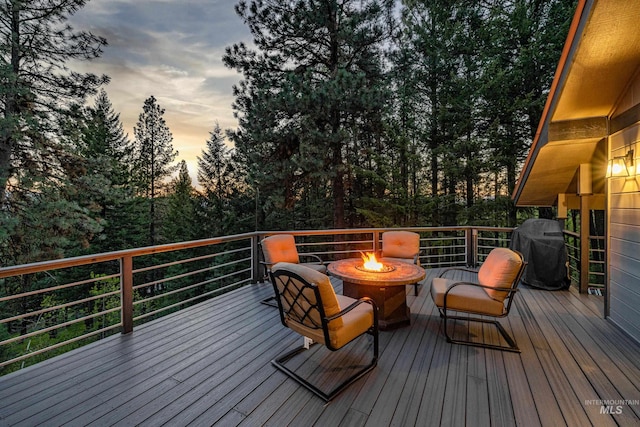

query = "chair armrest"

[
  {"left": 326, "top": 297, "right": 378, "bottom": 323},
  {"left": 299, "top": 253, "right": 324, "bottom": 265},
  {"left": 443, "top": 281, "right": 519, "bottom": 297},
  {"left": 260, "top": 260, "right": 274, "bottom": 271},
  {"left": 260, "top": 257, "right": 321, "bottom": 266}
]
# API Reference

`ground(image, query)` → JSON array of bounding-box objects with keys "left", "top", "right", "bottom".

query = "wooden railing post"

[
  {"left": 120, "top": 256, "right": 134, "bottom": 334},
  {"left": 251, "top": 233, "right": 262, "bottom": 283},
  {"left": 373, "top": 230, "right": 382, "bottom": 256},
  {"left": 580, "top": 196, "right": 590, "bottom": 293},
  {"left": 467, "top": 228, "right": 477, "bottom": 267}
]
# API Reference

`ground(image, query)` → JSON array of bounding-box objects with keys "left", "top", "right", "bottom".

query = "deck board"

[
  {"left": 528, "top": 289, "right": 619, "bottom": 426},
  {"left": 485, "top": 326, "right": 517, "bottom": 427},
  {"left": 1, "top": 269, "right": 640, "bottom": 427}
]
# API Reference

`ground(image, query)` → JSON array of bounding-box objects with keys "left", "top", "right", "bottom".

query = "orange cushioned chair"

[
  {"left": 261, "top": 234, "right": 326, "bottom": 306},
  {"left": 381, "top": 230, "right": 422, "bottom": 295},
  {"left": 430, "top": 247, "right": 526, "bottom": 352},
  {"left": 261, "top": 234, "right": 326, "bottom": 274},
  {"left": 270, "top": 262, "right": 379, "bottom": 401}
]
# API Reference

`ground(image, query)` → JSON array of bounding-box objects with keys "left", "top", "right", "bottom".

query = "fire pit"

[
  {"left": 327, "top": 257, "right": 425, "bottom": 330},
  {"left": 355, "top": 252, "right": 396, "bottom": 273}
]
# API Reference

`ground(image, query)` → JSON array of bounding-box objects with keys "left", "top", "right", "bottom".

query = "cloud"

[{"left": 68, "top": 0, "right": 252, "bottom": 186}]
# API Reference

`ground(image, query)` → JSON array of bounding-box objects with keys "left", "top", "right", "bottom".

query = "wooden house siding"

[{"left": 607, "top": 108, "right": 640, "bottom": 343}]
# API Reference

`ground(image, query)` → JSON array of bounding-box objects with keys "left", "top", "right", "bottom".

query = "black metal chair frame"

[
  {"left": 436, "top": 253, "right": 526, "bottom": 353},
  {"left": 410, "top": 253, "right": 422, "bottom": 296},
  {"left": 269, "top": 269, "right": 379, "bottom": 402}
]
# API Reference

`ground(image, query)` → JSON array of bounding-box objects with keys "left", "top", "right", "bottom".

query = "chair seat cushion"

[
  {"left": 431, "top": 277, "right": 506, "bottom": 316},
  {"left": 302, "top": 263, "right": 327, "bottom": 274},
  {"left": 285, "top": 294, "right": 374, "bottom": 349}
]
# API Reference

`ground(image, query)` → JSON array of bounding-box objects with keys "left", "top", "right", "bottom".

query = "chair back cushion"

[
  {"left": 478, "top": 248, "right": 523, "bottom": 302},
  {"left": 382, "top": 231, "right": 420, "bottom": 259},
  {"left": 271, "top": 263, "right": 343, "bottom": 332},
  {"left": 262, "top": 235, "right": 299, "bottom": 265}
]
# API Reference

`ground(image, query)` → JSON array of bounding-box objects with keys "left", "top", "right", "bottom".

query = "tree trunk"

[
  {"left": 150, "top": 126, "right": 156, "bottom": 246},
  {"left": 327, "top": 3, "right": 345, "bottom": 229},
  {"left": 0, "top": 3, "right": 21, "bottom": 189},
  {"left": 333, "top": 162, "right": 346, "bottom": 229},
  {"left": 507, "top": 163, "right": 517, "bottom": 226}
]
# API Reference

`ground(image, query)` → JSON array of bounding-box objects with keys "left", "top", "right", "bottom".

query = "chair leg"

[
  {"left": 414, "top": 282, "right": 419, "bottom": 296},
  {"left": 261, "top": 296, "right": 278, "bottom": 307},
  {"left": 272, "top": 331, "right": 378, "bottom": 402},
  {"left": 261, "top": 267, "right": 278, "bottom": 306},
  {"left": 442, "top": 313, "right": 520, "bottom": 353}
]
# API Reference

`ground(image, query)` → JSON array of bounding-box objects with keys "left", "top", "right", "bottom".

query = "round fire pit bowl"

[
  {"left": 354, "top": 264, "right": 396, "bottom": 273},
  {"left": 327, "top": 258, "right": 425, "bottom": 330}
]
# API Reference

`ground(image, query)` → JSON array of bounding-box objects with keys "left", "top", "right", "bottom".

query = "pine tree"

[
  {"left": 478, "top": 0, "right": 574, "bottom": 225},
  {"left": 0, "top": 0, "right": 108, "bottom": 189},
  {"left": 0, "top": 0, "right": 109, "bottom": 268},
  {"left": 198, "top": 123, "right": 231, "bottom": 201},
  {"left": 164, "top": 160, "right": 197, "bottom": 243},
  {"left": 83, "top": 90, "right": 133, "bottom": 187},
  {"left": 77, "top": 90, "right": 142, "bottom": 252},
  {"left": 132, "top": 95, "right": 178, "bottom": 245},
  {"left": 395, "top": 0, "right": 573, "bottom": 226},
  {"left": 224, "top": 0, "right": 394, "bottom": 229},
  {"left": 398, "top": 0, "right": 475, "bottom": 226},
  {"left": 196, "top": 123, "right": 235, "bottom": 237}
]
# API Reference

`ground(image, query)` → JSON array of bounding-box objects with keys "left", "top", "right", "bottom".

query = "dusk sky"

[{"left": 69, "top": 0, "right": 253, "bottom": 184}]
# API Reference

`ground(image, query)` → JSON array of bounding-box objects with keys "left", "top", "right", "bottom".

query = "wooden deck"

[{"left": 1, "top": 268, "right": 639, "bottom": 426}]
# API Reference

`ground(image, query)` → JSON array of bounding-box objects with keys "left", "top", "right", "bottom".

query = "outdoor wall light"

[{"left": 606, "top": 149, "right": 634, "bottom": 178}]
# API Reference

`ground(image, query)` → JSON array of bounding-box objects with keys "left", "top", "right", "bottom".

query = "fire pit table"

[{"left": 327, "top": 258, "right": 425, "bottom": 330}]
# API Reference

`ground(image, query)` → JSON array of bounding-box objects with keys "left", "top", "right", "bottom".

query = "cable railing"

[
  {"left": 0, "top": 226, "right": 513, "bottom": 374},
  {"left": 563, "top": 230, "right": 606, "bottom": 293},
  {"left": 0, "top": 233, "right": 256, "bottom": 373}
]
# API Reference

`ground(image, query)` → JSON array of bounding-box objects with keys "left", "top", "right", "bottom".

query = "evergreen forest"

[{"left": 0, "top": 0, "right": 576, "bottom": 371}]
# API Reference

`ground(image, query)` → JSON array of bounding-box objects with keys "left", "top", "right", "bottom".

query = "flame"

[{"left": 361, "top": 252, "right": 383, "bottom": 271}]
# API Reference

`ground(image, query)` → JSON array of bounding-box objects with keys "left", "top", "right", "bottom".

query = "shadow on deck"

[{"left": 1, "top": 268, "right": 639, "bottom": 426}]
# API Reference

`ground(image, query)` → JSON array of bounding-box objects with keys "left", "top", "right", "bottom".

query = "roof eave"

[{"left": 512, "top": 0, "right": 591, "bottom": 206}]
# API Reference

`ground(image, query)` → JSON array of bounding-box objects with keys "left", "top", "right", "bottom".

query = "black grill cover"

[{"left": 509, "top": 219, "right": 570, "bottom": 290}]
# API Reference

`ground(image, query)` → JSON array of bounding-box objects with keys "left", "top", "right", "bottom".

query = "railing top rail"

[
  {"left": 0, "top": 226, "right": 515, "bottom": 278},
  {"left": 256, "top": 226, "right": 512, "bottom": 237},
  {"left": 563, "top": 229, "right": 604, "bottom": 241},
  {"left": 0, "top": 232, "right": 257, "bottom": 278}
]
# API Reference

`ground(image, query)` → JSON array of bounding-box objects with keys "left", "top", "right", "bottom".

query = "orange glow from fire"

[{"left": 361, "top": 252, "right": 383, "bottom": 271}]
